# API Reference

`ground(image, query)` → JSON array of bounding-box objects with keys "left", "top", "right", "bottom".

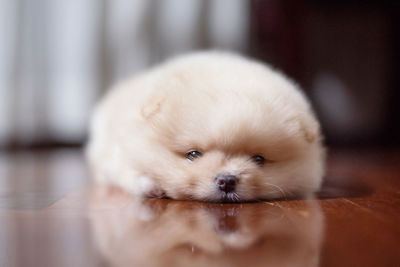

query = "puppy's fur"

[{"left": 87, "top": 52, "right": 325, "bottom": 202}]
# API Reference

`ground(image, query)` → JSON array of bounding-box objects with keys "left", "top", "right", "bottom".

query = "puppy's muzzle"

[{"left": 215, "top": 174, "right": 237, "bottom": 193}]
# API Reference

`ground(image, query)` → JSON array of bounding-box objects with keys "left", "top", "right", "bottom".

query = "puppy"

[{"left": 86, "top": 51, "right": 325, "bottom": 202}]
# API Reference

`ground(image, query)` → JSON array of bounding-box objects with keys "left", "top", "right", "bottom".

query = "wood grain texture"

[{"left": 0, "top": 148, "right": 399, "bottom": 267}]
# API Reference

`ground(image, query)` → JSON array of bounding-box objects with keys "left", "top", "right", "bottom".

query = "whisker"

[
  {"left": 231, "top": 192, "right": 240, "bottom": 202},
  {"left": 263, "top": 182, "right": 287, "bottom": 200}
]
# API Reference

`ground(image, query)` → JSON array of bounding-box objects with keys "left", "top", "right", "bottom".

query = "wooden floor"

[{"left": 0, "top": 148, "right": 399, "bottom": 267}]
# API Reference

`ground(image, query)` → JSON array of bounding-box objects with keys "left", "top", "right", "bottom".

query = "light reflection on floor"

[
  {"left": 89, "top": 187, "right": 324, "bottom": 267},
  {"left": 1, "top": 148, "right": 400, "bottom": 267}
]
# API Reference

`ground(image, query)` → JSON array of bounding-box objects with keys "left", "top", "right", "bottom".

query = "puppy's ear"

[
  {"left": 299, "top": 117, "right": 319, "bottom": 143},
  {"left": 286, "top": 115, "right": 320, "bottom": 143},
  {"left": 141, "top": 90, "right": 166, "bottom": 120}
]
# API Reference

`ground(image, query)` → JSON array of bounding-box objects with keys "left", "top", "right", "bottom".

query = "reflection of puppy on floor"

[
  {"left": 87, "top": 52, "right": 325, "bottom": 202},
  {"left": 89, "top": 186, "right": 324, "bottom": 267}
]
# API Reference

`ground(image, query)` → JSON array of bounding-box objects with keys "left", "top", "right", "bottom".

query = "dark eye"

[
  {"left": 186, "top": 150, "right": 202, "bottom": 161},
  {"left": 252, "top": 155, "right": 265, "bottom": 166}
]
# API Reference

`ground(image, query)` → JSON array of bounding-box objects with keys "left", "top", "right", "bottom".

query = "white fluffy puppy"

[{"left": 87, "top": 52, "right": 325, "bottom": 202}]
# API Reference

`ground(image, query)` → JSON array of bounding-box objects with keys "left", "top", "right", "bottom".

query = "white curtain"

[{"left": 0, "top": 0, "right": 249, "bottom": 146}]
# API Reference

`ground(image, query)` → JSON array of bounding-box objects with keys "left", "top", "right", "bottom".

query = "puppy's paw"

[{"left": 137, "top": 177, "right": 166, "bottom": 198}]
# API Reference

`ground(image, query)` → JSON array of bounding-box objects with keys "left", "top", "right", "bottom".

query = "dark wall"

[{"left": 250, "top": 0, "right": 400, "bottom": 147}]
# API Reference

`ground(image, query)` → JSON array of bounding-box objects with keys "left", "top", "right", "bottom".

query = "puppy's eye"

[
  {"left": 186, "top": 150, "right": 202, "bottom": 161},
  {"left": 252, "top": 155, "right": 265, "bottom": 166}
]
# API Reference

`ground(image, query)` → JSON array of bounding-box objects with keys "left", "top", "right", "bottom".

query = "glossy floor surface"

[{"left": 0, "top": 148, "right": 399, "bottom": 267}]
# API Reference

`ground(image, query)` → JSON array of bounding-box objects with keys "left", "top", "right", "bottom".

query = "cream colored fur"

[{"left": 86, "top": 51, "right": 325, "bottom": 201}]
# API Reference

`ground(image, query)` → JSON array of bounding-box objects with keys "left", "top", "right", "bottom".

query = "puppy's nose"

[{"left": 215, "top": 175, "right": 237, "bottom": 193}]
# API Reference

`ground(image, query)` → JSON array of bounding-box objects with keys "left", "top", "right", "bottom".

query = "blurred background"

[{"left": 1, "top": 0, "right": 399, "bottom": 149}]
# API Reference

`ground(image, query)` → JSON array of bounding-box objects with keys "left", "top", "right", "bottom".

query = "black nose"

[{"left": 215, "top": 175, "right": 237, "bottom": 193}]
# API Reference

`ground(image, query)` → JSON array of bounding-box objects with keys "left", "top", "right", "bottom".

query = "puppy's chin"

[
  {"left": 215, "top": 191, "right": 241, "bottom": 203},
  {"left": 202, "top": 188, "right": 283, "bottom": 203},
  {"left": 198, "top": 188, "right": 309, "bottom": 203}
]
